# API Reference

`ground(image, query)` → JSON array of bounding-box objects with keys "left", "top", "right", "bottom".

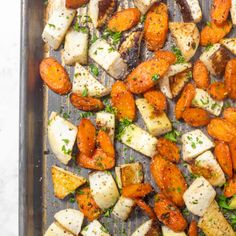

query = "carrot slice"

[
  {"left": 225, "top": 59, "right": 236, "bottom": 100},
  {"left": 188, "top": 220, "right": 198, "bottom": 236},
  {"left": 229, "top": 137, "right": 236, "bottom": 171},
  {"left": 223, "top": 107, "right": 236, "bottom": 125},
  {"left": 122, "top": 183, "right": 153, "bottom": 198},
  {"left": 224, "top": 175, "right": 236, "bottom": 198},
  {"left": 154, "top": 50, "right": 177, "bottom": 64},
  {"left": 66, "top": 0, "right": 89, "bottom": 9},
  {"left": 135, "top": 199, "right": 156, "bottom": 219},
  {"left": 207, "top": 82, "right": 228, "bottom": 101},
  {"left": 211, "top": 0, "right": 231, "bottom": 25},
  {"left": 193, "top": 60, "right": 210, "bottom": 89}
]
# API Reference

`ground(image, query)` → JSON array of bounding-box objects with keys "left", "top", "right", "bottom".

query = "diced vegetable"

[
  {"left": 44, "top": 222, "right": 74, "bottom": 236},
  {"left": 66, "top": 0, "right": 89, "bottom": 9},
  {"left": 207, "top": 82, "right": 228, "bottom": 101},
  {"left": 131, "top": 219, "right": 160, "bottom": 236},
  {"left": 193, "top": 60, "right": 210, "bottom": 90},
  {"left": 225, "top": 58, "right": 236, "bottom": 100},
  {"left": 162, "top": 226, "right": 186, "bottom": 236},
  {"left": 211, "top": 0, "right": 231, "bottom": 25},
  {"left": 81, "top": 220, "right": 111, "bottom": 236},
  {"left": 224, "top": 175, "right": 236, "bottom": 197},
  {"left": 223, "top": 107, "right": 236, "bottom": 125},
  {"left": 231, "top": 0, "right": 236, "bottom": 25},
  {"left": 221, "top": 38, "right": 236, "bottom": 55},
  {"left": 133, "top": 0, "right": 157, "bottom": 14}
]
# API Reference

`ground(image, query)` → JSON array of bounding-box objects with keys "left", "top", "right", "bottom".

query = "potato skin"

[
  {"left": 211, "top": 0, "right": 231, "bottom": 25},
  {"left": 39, "top": 57, "right": 72, "bottom": 95},
  {"left": 224, "top": 175, "right": 236, "bottom": 198},
  {"left": 157, "top": 138, "right": 180, "bottom": 163},
  {"left": 175, "top": 83, "right": 195, "bottom": 120},
  {"left": 127, "top": 58, "right": 170, "bottom": 94},
  {"left": 144, "top": 3, "right": 168, "bottom": 51},
  {"left": 154, "top": 50, "right": 177, "bottom": 64},
  {"left": 188, "top": 221, "right": 198, "bottom": 236},
  {"left": 154, "top": 193, "right": 187, "bottom": 232},
  {"left": 111, "top": 81, "right": 136, "bottom": 121},
  {"left": 225, "top": 59, "right": 236, "bottom": 100},
  {"left": 122, "top": 183, "right": 153, "bottom": 198},
  {"left": 214, "top": 141, "right": 233, "bottom": 178},
  {"left": 70, "top": 93, "right": 104, "bottom": 111},
  {"left": 207, "top": 118, "right": 236, "bottom": 143},
  {"left": 200, "top": 21, "right": 232, "bottom": 46},
  {"left": 108, "top": 8, "right": 141, "bottom": 32},
  {"left": 66, "top": 0, "right": 89, "bottom": 9},
  {"left": 207, "top": 82, "right": 228, "bottom": 101},
  {"left": 182, "top": 108, "right": 210, "bottom": 127},
  {"left": 223, "top": 107, "right": 236, "bottom": 125},
  {"left": 193, "top": 60, "right": 210, "bottom": 90}
]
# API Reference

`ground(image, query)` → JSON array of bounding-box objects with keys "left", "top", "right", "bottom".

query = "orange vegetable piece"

[
  {"left": 188, "top": 220, "right": 198, "bottom": 236},
  {"left": 134, "top": 199, "right": 156, "bottom": 219},
  {"left": 225, "top": 59, "right": 236, "bottom": 100},
  {"left": 224, "top": 175, "right": 236, "bottom": 198},
  {"left": 127, "top": 58, "right": 170, "bottom": 94},
  {"left": 157, "top": 138, "right": 180, "bottom": 163},
  {"left": 211, "top": 0, "right": 231, "bottom": 25},
  {"left": 66, "top": 0, "right": 89, "bottom": 9},
  {"left": 75, "top": 187, "right": 102, "bottom": 221},
  {"left": 223, "top": 107, "right": 236, "bottom": 125},
  {"left": 154, "top": 50, "right": 177, "bottom": 65},
  {"left": 193, "top": 60, "right": 210, "bottom": 89},
  {"left": 175, "top": 83, "right": 195, "bottom": 120},
  {"left": 182, "top": 108, "right": 210, "bottom": 127},
  {"left": 39, "top": 57, "right": 72, "bottom": 95},
  {"left": 207, "top": 82, "right": 228, "bottom": 101},
  {"left": 122, "top": 183, "right": 153, "bottom": 198},
  {"left": 108, "top": 8, "right": 141, "bottom": 32},
  {"left": 70, "top": 93, "right": 104, "bottom": 111},
  {"left": 154, "top": 193, "right": 187, "bottom": 232},
  {"left": 207, "top": 118, "right": 236, "bottom": 143},
  {"left": 111, "top": 81, "right": 136, "bottom": 121},
  {"left": 214, "top": 141, "right": 233, "bottom": 178},
  {"left": 144, "top": 90, "right": 167, "bottom": 113},
  {"left": 144, "top": 3, "right": 168, "bottom": 50},
  {"left": 77, "top": 118, "right": 96, "bottom": 157},
  {"left": 229, "top": 137, "right": 236, "bottom": 171},
  {"left": 200, "top": 21, "right": 232, "bottom": 46}
]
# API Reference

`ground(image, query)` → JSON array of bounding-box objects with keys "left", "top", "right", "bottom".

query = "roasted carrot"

[
  {"left": 108, "top": 8, "right": 141, "bottom": 32},
  {"left": 76, "top": 187, "right": 102, "bottom": 221},
  {"left": 223, "top": 107, "right": 236, "bottom": 125},
  {"left": 122, "top": 183, "right": 153, "bottom": 198},
  {"left": 77, "top": 118, "right": 96, "bottom": 157},
  {"left": 229, "top": 137, "right": 236, "bottom": 171},
  {"left": 111, "top": 81, "right": 136, "bottom": 121},
  {"left": 207, "top": 82, "right": 228, "bottom": 101},
  {"left": 135, "top": 199, "right": 156, "bottom": 219},
  {"left": 188, "top": 220, "right": 198, "bottom": 236},
  {"left": 154, "top": 193, "right": 187, "bottom": 232},
  {"left": 175, "top": 83, "right": 195, "bottom": 120},
  {"left": 66, "top": 0, "right": 89, "bottom": 9},
  {"left": 154, "top": 50, "right": 177, "bottom": 64},
  {"left": 193, "top": 60, "right": 210, "bottom": 89},
  {"left": 70, "top": 93, "right": 104, "bottom": 111},
  {"left": 225, "top": 59, "right": 236, "bottom": 100},
  {"left": 211, "top": 0, "right": 231, "bottom": 25},
  {"left": 224, "top": 175, "right": 236, "bottom": 198},
  {"left": 39, "top": 57, "right": 72, "bottom": 95}
]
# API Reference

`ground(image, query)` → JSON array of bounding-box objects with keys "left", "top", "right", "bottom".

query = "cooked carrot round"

[
  {"left": 154, "top": 50, "right": 177, "bottom": 65},
  {"left": 207, "top": 82, "right": 228, "bottom": 101},
  {"left": 193, "top": 60, "right": 210, "bottom": 89},
  {"left": 225, "top": 59, "right": 236, "bottom": 100},
  {"left": 211, "top": 0, "right": 231, "bottom": 25}
]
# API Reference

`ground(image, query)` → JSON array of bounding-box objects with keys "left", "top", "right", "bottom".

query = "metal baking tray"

[{"left": 19, "top": 0, "right": 236, "bottom": 235}]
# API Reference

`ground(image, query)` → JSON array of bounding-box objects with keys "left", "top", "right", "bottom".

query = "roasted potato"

[
  {"left": 225, "top": 58, "right": 236, "bottom": 100},
  {"left": 193, "top": 60, "right": 210, "bottom": 90}
]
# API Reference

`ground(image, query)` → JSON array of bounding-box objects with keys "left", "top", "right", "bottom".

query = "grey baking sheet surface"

[{"left": 39, "top": 0, "right": 236, "bottom": 235}]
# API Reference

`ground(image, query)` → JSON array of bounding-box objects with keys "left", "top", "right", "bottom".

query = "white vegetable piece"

[
  {"left": 186, "top": 0, "right": 202, "bottom": 23},
  {"left": 96, "top": 112, "right": 115, "bottom": 142},
  {"left": 134, "top": 0, "right": 158, "bottom": 14},
  {"left": 44, "top": 222, "right": 74, "bottom": 236},
  {"left": 190, "top": 151, "right": 225, "bottom": 186},
  {"left": 48, "top": 112, "right": 77, "bottom": 165},
  {"left": 169, "top": 22, "right": 199, "bottom": 61},
  {"left": 81, "top": 220, "right": 110, "bottom": 236},
  {"left": 89, "top": 171, "right": 119, "bottom": 210},
  {"left": 112, "top": 196, "right": 135, "bottom": 221},
  {"left": 182, "top": 129, "right": 214, "bottom": 162},
  {"left": 42, "top": 7, "right": 76, "bottom": 50},
  {"left": 136, "top": 98, "right": 172, "bottom": 136},
  {"left": 221, "top": 38, "right": 236, "bottom": 55},
  {"left": 231, "top": 0, "right": 236, "bottom": 25},
  {"left": 131, "top": 220, "right": 153, "bottom": 236},
  {"left": 183, "top": 177, "right": 216, "bottom": 216},
  {"left": 62, "top": 29, "right": 88, "bottom": 65},
  {"left": 54, "top": 209, "right": 84, "bottom": 235},
  {"left": 192, "top": 88, "right": 223, "bottom": 116},
  {"left": 115, "top": 167, "right": 122, "bottom": 189},
  {"left": 162, "top": 226, "right": 187, "bottom": 236},
  {"left": 89, "top": 39, "right": 127, "bottom": 79},
  {"left": 72, "top": 63, "right": 109, "bottom": 98},
  {"left": 120, "top": 124, "right": 158, "bottom": 157}
]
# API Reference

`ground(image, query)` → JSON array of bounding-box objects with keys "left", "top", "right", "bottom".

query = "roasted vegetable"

[
  {"left": 162, "top": 226, "right": 186, "bottom": 236},
  {"left": 229, "top": 136, "right": 236, "bottom": 171},
  {"left": 122, "top": 183, "right": 153, "bottom": 198},
  {"left": 231, "top": 0, "right": 236, "bottom": 25},
  {"left": 220, "top": 38, "right": 236, "bottom": 55},
  {"left": 225, "top": 58, "right": 236, "bottom": 100},
  {"left": 224, "top": 175, "right": 236, "bottom": 197},
  {"left": 223, "top": 107, "right": 236, "bottom": 125},
  {"left": 134, "top": 199, "right": 156, "bottom": 219},
  {"left": 154, "top": 50, "right": 177, "bottom": 65},
  {"left": 44, "top": 222, "right": 74, "bottom": 236},
  {"left": 188, "top": 220, "right": 198, "bottom": 236},
  {"left": 207, "top": 82, "right": 228, "bottom": 101},
  {"left": 133, "top": 0, "right": 157, "bottom": 14},
  {"left": 211, "top": 0, "right": 231, "bottom": 25},
  {"left": 81, "top": 220, "right": 111, "bottom": 236},
  {"left": 131, "top": 219, "right": 161, "bottom": 236},
  {"left": 66, "top": 0, "right": 89, "bottom": 9},
  {"left": 193, "top": 60, "right": 210, "bottom": 90}
]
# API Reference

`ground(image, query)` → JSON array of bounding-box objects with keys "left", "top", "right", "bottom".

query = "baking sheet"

[{"left": 19, "top": 0, "right": 236, "bottom": 235}]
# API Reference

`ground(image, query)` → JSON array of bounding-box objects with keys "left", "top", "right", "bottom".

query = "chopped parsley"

[
  {"left": 82, "top": 87, "right": 88, "bottom": 97},
  {"left": 73, "top": 22, "right": 88, "bottom": 33},
  {"left": 171, "top": 46, "right": 185, "bottom": 64},
  {"left": 152, "top": 74, "right": 160, "bottom": 82},
  {"left": 164, "top": 129, "right": 181, "bottom": 143},
  {"left": 89, "top": 64, "right": 99, "bottom": 76},
  {"left": 205, "top": 43, "right": 213, "bottom": 51},
  {"left": 62, "top": 112, "right": 70, "bottom": 119},
  {"left": 103, "top": 98, "right": 117, "bottom": 114},
  {"left": 116, "top": 119, "right": 133, "bottom": 141},
  {"left": 104, "top": 208, "right": 113, "bottom": 217},
  {"left": 79, "top": 111, "right": 94, "bottom": 118},
  {"left": 103, "top": 28, "right": 122, "bottom": 45},
  {"left": 140, "top": 15, "right": 146, "bottom": 24},
  {"left": 91, "top": 34, "right": 98, "bottom": 44},
  {"left": 62, "top": 139, "right": 69, "bottom": 144},
  {"left": 48, "top": 23, "right": 55, "bottom": 28},
  {"left": 218, "top": 195, "right": 233, "bottom": 210},
  {"left": 61, "top": 145, "right": 72, "bottom": 155},
  {"left": 69, "top": 197, "right": 75, "bottom": 203},
  {"left": 206, "top": 21, "right": 212, "bottom": 27}
]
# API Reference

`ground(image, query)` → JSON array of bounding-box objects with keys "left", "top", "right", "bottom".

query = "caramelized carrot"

[
  {"left": 225, "top": 59, "right": 236, "bottom": 100},
  {"left": 188, "top": 220, "right": 198, "bottom": 236},
  {"left": 66, "top": 0, "right": 89, "bottom": 9},
  {"left": 229, "top": 137, "right": 236, "bottom": 171},
  {"left": 211, "top": 0, "right": 231, "bottom": 25},
  {"left": 154, "top": 50, "right": 177, "bottom": 64},
  {"left": 122, "top": 183, "right": 153, "bottom": 198},
  {"left": 223, "top": 107, "right": 236, "bottom": 125},
  {"left": 224, "top": 175, "right": 236, "bottom": 198},
  {"left": 135, "top": 199, "right": 156, "bottom": 219},
  {"left": 193, "top": 60, "right": 210, "bottom": 89},
  {"left": 207, "top": 82, "right": 228, "bottom": 101}
]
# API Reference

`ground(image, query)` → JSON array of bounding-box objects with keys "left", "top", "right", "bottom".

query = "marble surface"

[{"left": 0, "top": 0, "right": 20, "bottom": 235}]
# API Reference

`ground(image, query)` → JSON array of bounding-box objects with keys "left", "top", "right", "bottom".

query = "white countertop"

[{"left": 0, "top": 0, "right": 20, "bottom": 235}]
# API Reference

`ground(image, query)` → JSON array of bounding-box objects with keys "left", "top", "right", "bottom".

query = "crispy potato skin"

[
  {"left": 225, "top": 59, "right": 236, "bottom": 100},
  {"left": 224, "top": 175, "right": 236, "bottom": 197},
  {"left": 134, "top": 199, "right": 156, "bottom": 219},
  {"left": 76, "top": 187, "right": 102, "bottom": 221},
  {"left": 223, "top": 107, "right": 236, "bottom": 125},
  {"left": 108, "top": 8, "right": 141, "bottom": 32},
  {"left": 211, "top": 0, "right": 231, "bottom": 25},
  {"left": 70, "top": 93, "right": 104, "bottom": 111},
  {"left": 154, "top": 50, "right": 177, "bottom": 65},
  {"left": 144, "top": 3, "right": 168, "bottom": 51},
  {"left": 214, "top": 141, "right": 233, "bottom": 178},
  {"left": 66, "top": 0, "right": 89, "bottom": 9},
  {"left": 188, "top": 220, "right": 198, "bottom": 236},
  {"left": 157, "top": 138, "right": 180, "bottom": 163},
  {"left": 207, "top": 118, "right": 236, "bottom": 143},
  {"left": 175, "top": 83, "right": 195, "bottom": 120},
  {"left": 122, "top": 183, "right": 153, "bottom": 198},
  {"left": 154, "top": 193, "right": 187, "bottom": 232},
  {"left": 77, "top": 119, "right": 96, "bottom": 157},
  {"left": 182, "top": 108, "right": 210, "bottom": 127},
  {"left": 200, "top": 21, "right": 232, "bottom": 46},
  {"left": 144, "top": 90, "right": 167, "bottom": 113},
  {"left": 39, "top": 57, "right": 72, "bottom": 95},
  {"left": 193, "top": 60, "right": 210, "bottom": 90},
  {"left": 229, "top": 137, "right": 236, "bottom": 171},
  {"left": 127, "top": 58, "right": 170, "bottom": 94},
  {"left": 111, "top": 81, "right": 136, "bottom": 121},
  {"left": 207, "top": 82, "right": 228, "bottom": 101}
]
